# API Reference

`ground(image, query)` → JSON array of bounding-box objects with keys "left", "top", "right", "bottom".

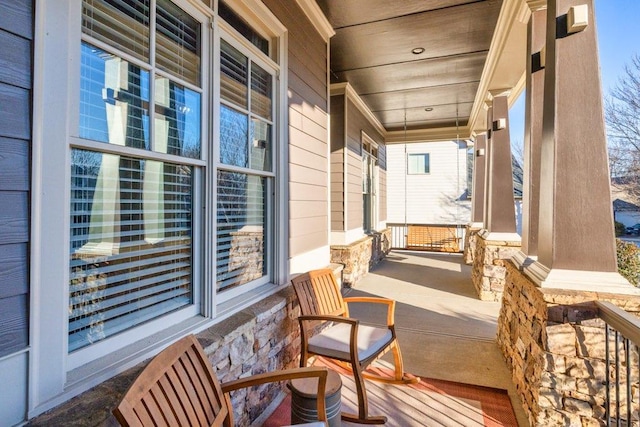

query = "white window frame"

[
  {"left": 211, "top": 2, "right": 288, "bottom": 310},
  {"left": 407, "top": 152, "right": 431, "bottom": 175},
  {"left": 214, "top": 27, "right": 277, "bottom": 303},
  {"left": 67, "top": 0, "right": 209, "bottom": 369}
]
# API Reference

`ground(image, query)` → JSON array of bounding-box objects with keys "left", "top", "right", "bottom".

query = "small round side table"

[{"left": 289, "top": 369, "right": 342, "bottom": 426}]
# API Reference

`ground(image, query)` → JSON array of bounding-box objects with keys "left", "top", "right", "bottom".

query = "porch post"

[
  {"left": 471, "top": 133, "right": 487, "bottom": 227},
  {"left": 483, "top": 91, "right": 520, "bottom": 241},
  {"left": 524, "top": 0, "right": 634, "bottom": 292},
  {"left": 471, "top": 94, "right": 522, "bottom": 300},
  {"left": 514, "top": 4, "right": 546, "bottom": 267},
  {"left": 463, "top": 133, "right": 487, "bottom": 264},
  {"left": 482, "top": 103, "right": 493, "bottom": 228}
]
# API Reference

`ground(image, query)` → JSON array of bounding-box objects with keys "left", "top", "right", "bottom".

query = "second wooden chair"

[{"left": 292, "top": 269, "right": 419, "bottom": 425}]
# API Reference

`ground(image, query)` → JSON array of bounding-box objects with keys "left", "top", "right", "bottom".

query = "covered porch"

[
  {"left": 28, "top": 245, "right": 640, "bottom": 426},
  {"left": 32, "top": 250, "right": 529, "bottom": 426},
  {"left": 9, "top": 0, "right": 640, "bottom": 425}
]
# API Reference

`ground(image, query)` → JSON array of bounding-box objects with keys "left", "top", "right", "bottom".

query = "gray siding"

[
  {"left": 330, "top": 95, "right": 345, "bottom": 231},
  {"left": 0, "top": 0, "right": 32, "bottom": 358},
  {"left": 264, "top": 0, "right": 329, "bottom": 257}
]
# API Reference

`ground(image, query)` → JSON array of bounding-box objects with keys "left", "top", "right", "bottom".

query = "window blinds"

[
  {"left": 82, "top": 0, "right": 150, "bottom": 62},
  {"left": 83, "top": 0, "right": 201, "bottom": 86},
  {"left": 220, "top": 40, "right": 248, "bottom": 108},
  {"left": 156, "top": 0, "right": 201, "bottom": 86},
  {"left": 69, "top": 150, "right": 193, "bottom": 351},
  {"left": 216, "top": 171, "right": 266, "bottom": 292}
]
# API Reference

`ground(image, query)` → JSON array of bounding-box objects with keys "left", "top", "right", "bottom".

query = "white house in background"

[
  {"left": 386, "top": 140, "right": 523, "bottom": 250},
  {"left": 387, "top": 141, "right": 471, "bottom": 226}
]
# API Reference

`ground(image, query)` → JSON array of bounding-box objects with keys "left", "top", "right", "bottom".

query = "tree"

[{"left": 605, "top": 54, "right": 640, "bottom": 203}]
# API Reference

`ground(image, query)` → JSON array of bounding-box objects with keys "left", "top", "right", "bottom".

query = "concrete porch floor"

[{"left": 345, "top": 250, "right": 528, "bottom": 426}]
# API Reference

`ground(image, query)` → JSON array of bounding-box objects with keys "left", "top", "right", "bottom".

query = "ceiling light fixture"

[{"left": 411, "top": 47, "right": 425, "bottom": 55}]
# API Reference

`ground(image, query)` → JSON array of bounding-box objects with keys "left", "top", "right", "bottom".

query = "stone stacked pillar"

[
  {"left": 464, "top": 133, "right": 487, "bottom": 265},
  {"left": 498, "top": 262, "right": 640, "bottom": 426},
  {"left": 471, "top": 93, "right": 521, "bottom": 301}
]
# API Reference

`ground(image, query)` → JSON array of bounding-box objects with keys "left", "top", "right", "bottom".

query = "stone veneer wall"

[
  {"left": 330, "top": 228, "right": 391, "bottom": 287},
  {"left": 498, "top": 261, "right": 640, "bottom": 426},
  {"left": 471, "top": 233, "right": 521, "bottom": 301},
  {"left": 463, "top": 225, "right": 482, "bottom": 265},
  {"left": 28, "top": 288, "right": 302, "bottom": 426}
]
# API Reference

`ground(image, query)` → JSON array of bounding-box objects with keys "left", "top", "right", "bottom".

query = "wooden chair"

[
  {"left": 113, "top": 334, "right": 328, "bottom": 427},
  {"left": 292, "top": 269, "right": 419, "bottom": 425}
]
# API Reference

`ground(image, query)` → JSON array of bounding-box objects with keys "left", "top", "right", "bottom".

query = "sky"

[{"left": 509, "top": 0, "right": 640, "bottom": 146}]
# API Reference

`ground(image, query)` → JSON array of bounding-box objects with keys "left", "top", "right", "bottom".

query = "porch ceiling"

[{"left": 318, "top": 0, "right": 526, "bottom": 141}]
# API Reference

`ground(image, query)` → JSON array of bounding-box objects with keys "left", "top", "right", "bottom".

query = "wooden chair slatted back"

[
  {"left": 113, "top": 335, "right": 230, "bottom": 427},
  {"left": 292, "top": 269, "right": 346, "bottom": 317}
]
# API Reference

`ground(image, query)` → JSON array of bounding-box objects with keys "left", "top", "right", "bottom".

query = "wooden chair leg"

[
  {"left": 340, "top": 361, "right": 387, "bottom": 425},
  {"left": 390, "top": 339, "right": 404, "bottom": 381},
  {"left": 390, "top": 340, "right": 419, "bottom": 383},
  {"left": 300, "top": 346, "right": 309, "bottom": 368},
  {"left": 362, "top": 340, "right": 420, "bottom": 385}
]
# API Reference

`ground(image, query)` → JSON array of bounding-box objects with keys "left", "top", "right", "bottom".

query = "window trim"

[{"left": 216, "top": 0, "right": 287, "bottom": 59}]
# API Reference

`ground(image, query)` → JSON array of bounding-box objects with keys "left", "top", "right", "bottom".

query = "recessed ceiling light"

[
  {"left": 425, "top": 107, "right": 434, "bottom": 112},
  {"left": 411, "top": 47, "right": 425, "bottom": 55}
]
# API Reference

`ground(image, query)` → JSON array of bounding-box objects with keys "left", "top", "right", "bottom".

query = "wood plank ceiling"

[{"left": 317, "top": 0, "right": 503, "bottom": 132}]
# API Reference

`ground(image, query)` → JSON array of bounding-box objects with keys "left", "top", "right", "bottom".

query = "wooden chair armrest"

[
  {"left": 299, "top": 314, "right": 358, "bottom": 326},
  {"left": 221, "top": 367, "right": 329, "bottom": 422},
  {"left": 343, "top": 297, "right": 396, "bottom": 326}
]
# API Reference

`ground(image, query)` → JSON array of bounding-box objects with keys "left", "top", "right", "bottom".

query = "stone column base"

[
  {"left": 330, "top": 228, "right": 391, "bottom": 287},
  {"left": 470, "top": 230, "right": 521, "bottom": 301},
  {"left": 463, "top": 223, "right": 483, "bottom": 265},
  {"left": 498, "top": 261, "right": 640, "bottom": 426}
]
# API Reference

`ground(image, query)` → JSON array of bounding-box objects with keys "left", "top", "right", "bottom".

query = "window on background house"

[
  {"left": 217, "top": 10, "right": 276, "bottom": 297},
  {"left": 408, "top": 153, "right": 430, "bottom": 174},
  {"left": 70, "top": 0, "right": 203, "bottom": 352}
]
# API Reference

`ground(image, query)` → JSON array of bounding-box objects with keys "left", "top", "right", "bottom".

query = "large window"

[
  {"left": 71, "top": 0, "right": 203, "bottom": 351},
  {"left": 217, "top": 35, "right": 275, "bottom": 294},
  {"left": 33, "top": 0, "right": 287, "bottom": 409}
]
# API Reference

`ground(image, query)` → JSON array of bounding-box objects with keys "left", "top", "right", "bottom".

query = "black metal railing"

[{"left": 597, "top": 301, "right": 640, "bottom": 426}]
